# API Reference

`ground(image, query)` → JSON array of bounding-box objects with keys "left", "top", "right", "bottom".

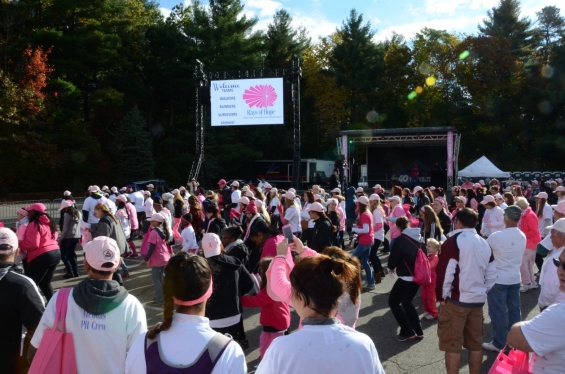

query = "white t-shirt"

[
  {"left": 125, "top": 314, "right": 245, "bottom": 374},
  {"left": 144, "top": 197, "right": 154, "bottom": 217},
  {"left": 102, "top": 196, "right": 117, "bottom": 214},
  {"left": 499, "top": 202, "right": 508, "bottom": 210},
  {"left": 539, "top": 247, "right": 565, "bottom": 308},
  {"left": 270, "top": 196, "right": 280, "bottom": 216},
  {"left": 487, "top": 227, "right": 526, "bottom": 285},
  {"left": 131, "top": 191, "right": 145, "bottom": 213},
  {"left": 521, "top": 302, "right": 565, "bottom": 374},
  {"left": 538, "top": 204, "right": 553, "bottom": 237},
  {"left": 372, "top": 209, "right": 385, "bottom": 242},
  {"left": 181, "top": 225, "right": 198, "bottom": 252},
  {"left": 284, "top": 206, "right": 301, "bottom": 233},
  {"left": 230, "top": 190, "right": 241, "bottom": 206},
  {"left": 256, "top": 323, "right": 385, "bottom": 374},
  {"left": 301, "top": 203, "right": 314, "bottom": 228},
  {"left": 481, "top": 206, "right": 505, "bottom": 237},
  {"left": 82, "top": 196, "right": 101, "bottom": 224},
  {"left": 31, "top": 290, "right": 147, "bottom": 374}
]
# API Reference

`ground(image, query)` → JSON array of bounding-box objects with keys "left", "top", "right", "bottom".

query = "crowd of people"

[{"left": 1, "top": 175, "right": 565, "bottom": 374}]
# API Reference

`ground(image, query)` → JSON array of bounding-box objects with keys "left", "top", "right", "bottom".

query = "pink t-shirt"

[
  {"left": 389, "top": 205, "right": 405, "bottom": 239},
  {"left": 357, "top": 211, "right": 374, "bottom": 245},
  {"left": 147, "top": 229, "right": 171, "bottom": 268}
]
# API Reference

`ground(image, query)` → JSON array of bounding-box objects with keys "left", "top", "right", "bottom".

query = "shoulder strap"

[
  {"left": 55, "top": 288, "right": 71, "bottom": 332},
  {"left": 207, "top": 333, "right": 233, "bottom": 364}
]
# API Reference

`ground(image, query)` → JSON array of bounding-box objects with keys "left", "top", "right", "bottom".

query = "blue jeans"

[
  {"left": 151, "top": 266, "right": 165, "bottom": 302},
  {"left": 353, "top": 243, "right": 374, "bottom": 285},
  {"left": 487, "top": 283, "right": 521, "bottom": 349}
]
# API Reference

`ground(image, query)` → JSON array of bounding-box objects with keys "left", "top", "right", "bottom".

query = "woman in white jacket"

[{"left": 480, "top": 195, "right": 505, "bottom": 238}]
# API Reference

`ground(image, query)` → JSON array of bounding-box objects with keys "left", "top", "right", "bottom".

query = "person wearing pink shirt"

[
  {"left": 387, "top": 196, "right": 405, "bottom": 250},
  {"left": 351, "top": 196, "right": 375, "bottom": 290},
  {"left": 19, "top": 203, "right": 60, "bottom": 301},
  {"left": 516, "top": 197, "right": 542, "bottom": 292}
]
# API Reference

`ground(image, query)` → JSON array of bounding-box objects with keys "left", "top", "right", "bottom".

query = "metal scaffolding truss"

[{"left": 349, "top": 133, "right": 449, "bottom": 145}]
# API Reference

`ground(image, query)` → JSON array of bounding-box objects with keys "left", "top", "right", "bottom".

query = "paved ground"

[{"left": 49, "top": 238, "right": 542, "bottom": 374}]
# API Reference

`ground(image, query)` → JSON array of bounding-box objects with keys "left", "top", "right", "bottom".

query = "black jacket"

[
  {"left": 224, "top": 239, "right": 249, "bottom": 265},
  {"left": 329, "top": 174, "right": 339, "bottom": 189},
  {"left": 0, "top": 262, "right": 44, "bottom": 372},
  {"left": 437, "top": 210, "right": 452, "bottom": 235},
  {"left": 221, "top": 187, "right": 232, "bottom": 210},
  {"left": 206, "top": 218, "right": 227, "bottom": 237},
  {"left": 91, "top": 214, "right": 127, "bottom": 254},
  {"left": 416, "top": 194, "right": 430, "bottom": 212},
  {"left": 206, "top": 254, "right": 254, "bottom": 321},
  {"left": 309, "top": 218, "right": 333, "bottom": 253},
  {"left": 387, "top": 231, "right": 421, "bottom": 278},
  {"left": 173, "top": 199, "right": 184, "bottom": 218}
]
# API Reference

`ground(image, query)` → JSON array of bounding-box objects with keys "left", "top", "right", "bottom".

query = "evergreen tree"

[
  {"left": 330, "top": 9, "right": 384, "bottom": 126},
  {"left": 264, "top": 9, "right": 311, "bottom": 68},
  {"left": 478, "top": 0, "right": 533, "bottom": 58},
  {"left": 115, "top": 107, "right": 155, "bottom": 183},
  {"left": 536, "top": 6, "right": 565, "bottom": 62}
]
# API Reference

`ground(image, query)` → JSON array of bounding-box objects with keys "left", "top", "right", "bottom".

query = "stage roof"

[{"left": 339, "top": 127, "right": 457, "bottom": 146}]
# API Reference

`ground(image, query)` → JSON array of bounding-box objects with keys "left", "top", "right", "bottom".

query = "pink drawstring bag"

[
  {"left": 488, "top": 346, "right": 531, "bottom": 374},
  {"left": 28, "top": 288, "right": 77, "bottom": 374}
]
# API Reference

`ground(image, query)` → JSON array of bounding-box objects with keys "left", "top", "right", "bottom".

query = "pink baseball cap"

[
  {"left": 288, "top": 188, "right": 296, "bottom": 193},
  {"left": 89, "top": 185, "right": 101, "bottom": 193},
  {"left": 237, "top": 196, "right": 250, "bottom": 205},
  {"left": 0, "top": 228, "right": 18, "bottom": 253},
  {"left": 473, "top": 183, "right": 481, "bottom": 189},
  {"left": 552, "top": 201, "right": 565, "bottom": 215},
  {"left": 327, "top": 198, "right": 338, "bottom": 206},
  {"left": 58, "top": 200, "right": 74, "bottom": 211},
  {"left": 231, "top": 181, "right": 240, "bottom": 187},
  {"left": 116, "top": 195, "right": 128, "bottom": 203},
  {"left": 83, "top": 237, "right": 120, "bottom": 271},
  {"left": 554, "top": 186, "right": 565, "bottom": 192},
  {"left": 331, "top": 188, "right": 341, "bottom": 193},
  {"left": 17, "top": 208, "right": 28, "bottom": 217},
  {"left": 111, "top": 187, "right": 118, "bottom": 193},
  {"left": 413, "top": 186, "right": 422, "bottom": 194},
  {"left": 356, "top": 187, "right": 364, "bottom": 193},
  {"left": 26, "top": 203, "right": 47, "bottom": 213},
  {"left": 389, "top": 196, "right": 402, "bottom": 204},
  {"left": 244, "top": 191, "right": 255, "bottom": 198},
  {"left": 455, "top": 196, "right": 467, "bottom": 205},
  {"left": 535, "top": 192, "right": 549, "bottom": 199},
  {"left": 307, "top": 202, "right": 325, "bottom": 213},
  {"left": 480, "top": 195, "right": 495, "bottom": 204},
  {"left": 147, "top": 213, "right": 165, "bottom": 223},
  {"left": 217, "top": 179, "right": 227, "bottom": 185},
  {"left": 357, "top": 196, "right": 369, "bottom": 205},
  {"left": 202, "top": 233, "right": 222, "bottom": 258},
  {"left": 369, "top": 194, "right": 381, "bottom": 201},
  {"left": 284, "top": 191, "right": 296, "bottom": 200},
  {"left": 63, "top": 190, "right": 72, "bottom": 197},
  {"left": 373, "top": 184, "right": 382, "bottom": 190}
]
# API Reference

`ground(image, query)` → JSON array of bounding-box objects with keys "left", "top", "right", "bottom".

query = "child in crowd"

[
  {"left": 180, "top": 213, "right": 198, "bottom": 254},
  {"left": 241, "top": 258, "right": 290, "bottom": 359},
  {"left": 141, "top": 213, "right": 171, "bottom": 303},
  {"left": 422, "top": 238, "right": 440, "bottom": 320}
]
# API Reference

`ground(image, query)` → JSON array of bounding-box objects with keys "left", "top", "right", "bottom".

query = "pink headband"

[
  {"left": 173, "top": 279, "right": 213, "bottom": 306},
  {"left": 17, "top": 208, "right": 28, "bottom": 216},
  {"left": 420, "top": 206, "right": 426, "bottom": 212}
]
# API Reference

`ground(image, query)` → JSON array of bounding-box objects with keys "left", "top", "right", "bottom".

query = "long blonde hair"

[{"left": 94, "top": 203, "right": 118, "bottom": 224}]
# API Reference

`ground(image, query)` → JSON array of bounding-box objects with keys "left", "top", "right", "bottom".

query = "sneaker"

[
  {"left": 362, "top": 283, "right": 376, "bottom": 291},
  {"left": 530, "top": 281, "right": 539, "bottom": 289},
  {"left": 396, "top": 334, "right": 417, "bottom": 342},
  {"left": 520, "top": 284, "right": 531, "bottom": 292},
  {"left": 482, "top": 342, "right": 502, "bottom": 352},
  {"left": 425, "top": 314, "right": 437, "bottom": 320},
  {"left": 121, "top": 273, "right": 131, "bottom": 278},
  {"left": 63, "top": 273, "right": 75, "bottom": 279},
  {"left": 423, "top": 311, "right": 430, "bottom": 318},
  {"left": 416, "top": 334, "right": 424, "bottom": 339}
]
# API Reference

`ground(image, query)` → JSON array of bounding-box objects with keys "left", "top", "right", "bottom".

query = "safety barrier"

[{"left": 0, "top": 198, "right": 86, "bottom": 227}]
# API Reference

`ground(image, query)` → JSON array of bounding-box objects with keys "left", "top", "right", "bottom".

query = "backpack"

[{"left": 403, "top": 238, "right": 432, "bottom": 286}]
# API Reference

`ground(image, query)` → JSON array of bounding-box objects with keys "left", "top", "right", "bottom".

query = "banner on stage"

[{"left": 210, "top": 78, "right": 284, "bottom": 126}]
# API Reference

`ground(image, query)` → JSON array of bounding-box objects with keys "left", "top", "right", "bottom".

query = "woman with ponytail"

[
  {"left": 258, "top": 238, "right": 385, "bottom": 374},
  {"left": 125, "top": 252, "right": 246, "bottom": 374}
]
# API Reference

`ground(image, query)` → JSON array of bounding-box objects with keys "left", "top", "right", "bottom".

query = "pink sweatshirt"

[
  {"left": 19, "top": 217, "right": 59, "bottom": 262},
  {"left": 519, "top": 207, "right": 541, "bottom": 249},
  {"left": 125, "top": 202, "right": 139, "bottom": 230},
  {"left": 336, "top": 205, "right": 346, "bottom": 231},
  {"left": 389, "top": 205, "right": 405, "bottom": 239}
]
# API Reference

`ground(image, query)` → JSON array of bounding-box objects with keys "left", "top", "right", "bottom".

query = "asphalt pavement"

[{"left": 48, "top": 238, "right": 542, "bottom": 374}]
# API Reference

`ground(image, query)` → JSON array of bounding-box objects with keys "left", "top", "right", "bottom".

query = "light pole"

[{"left": 261, "top": 53, "right": 266, "bottom": 70}]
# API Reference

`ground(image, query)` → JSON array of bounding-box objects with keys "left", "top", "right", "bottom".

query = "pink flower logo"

[{"left": 242, "top": 84, "right": 278, "bottom": 108}]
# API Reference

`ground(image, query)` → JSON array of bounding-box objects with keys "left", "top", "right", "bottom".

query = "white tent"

[{"left": 458, "top": 156, "right": 510, "bottom": 178}]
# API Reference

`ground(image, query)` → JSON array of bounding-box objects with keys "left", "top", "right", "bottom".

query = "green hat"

[{"left": 504, "top": 206, "right": 522, "bottom": 222}]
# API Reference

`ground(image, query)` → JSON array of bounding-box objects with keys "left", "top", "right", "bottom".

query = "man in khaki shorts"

[{"left": 435, "top": 208, "right": 497, "bottom": 374}]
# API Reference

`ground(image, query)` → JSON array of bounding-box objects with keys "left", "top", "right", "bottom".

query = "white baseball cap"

[
  {"left": 146, "top": 213, "right": 165, "bottom": 223},
  {"left": 283, "top": 191, "right": 296, "bottom": 200},
  {"left": 535, "top": 192, "right": 549, "bottom": 199},
  {"left": 557, "top": 178, "right": 563, "bottom": 183},
  {"left": 307, "top": 202, "right": 325, "bottom": 213},
  {"left": 413, "top": 186, "right": 422, "bottom": 194},
  {"left": 63, "top": 190, "right": 72, "bottom": 197},
  {"left": 288, "top": 188, "right": 296, "bottom": 193},
  {"left": 455, "top": 196, "right": 467, "bottom": 205},
  {"left": 83, "top": 236, "right": 121, "bottom": 271},
  {"left": 111, "top": 187, "right": 118, "bottom": 193},
  {"left": 331, "top": 188, "right": 341, "bottom": 194},
  {"left": 429, "top": 186, "right": 436, "bottom": 191},
  {"left": 102, "top": 185, "right": 109, "bottom": 191},
  {"left": 373, "top": 184, "right": 382, "bottom": 190},
  {"left": 494, "top": 193, "right": 503, "bottom": 199},
  {"left": 357, "top": 196, "right": 369, "bottom": 205},
  {"left": 473, "top": 183, "right": 481, "bottom": 189},
  {"left": 116, "top": 195, "right": 128, "bottom": 203},
  {"left": 356, "top": 187, "right": 364, "bottom": 193},
  {"left": 237, "top": 196, "right": 250, "bottom": 205},
  {"left": 231, "top": 181, "right": 240, "bottom": 187},
  {"left": 369, "top": 194, "right": 381, "bottom": 201},
  {"left": 264, "top": 183, "right": 272, "bottom": 189},
  {"left": 89, "top": 185, "right": 100, "bottom": 193},
  {"left": 548, "top": 218, "right": 565, "bottom": 234},
  {"left": 58, "top": 200, "right": 74, "bottom": 211},
  {"left": 270, "top": 188, "right": 278, "bottom": 194},
  {"left": 241, "top": 186, "right": 249, "bottom": 192},
  {"left": 172, "top": 189, "right": 179, "bottom": 195},
  {"left": 202, "top": 233, "right": 222, "bottom": 258},
  {"left": 480, "top": 195, "right": 495, "bottom": 205},
  {"left": 479, "top": 180, "right": 485, "bottom": 186},
  {"left": 0, "top": 228, "right": 18, "bottom": 253},
  {"left": 389, "top": 196, "right": 401, "bottom": 204},
  {"left": 327, "top": 198, "right": 338, "bottom": 206},
  {"left": 147, "top": 184, "right": 154, "bottom": 189}
]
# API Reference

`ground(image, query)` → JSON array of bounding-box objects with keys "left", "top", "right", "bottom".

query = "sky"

[{"left": 157, "top": 0, "right": 560, "bottom": 42}]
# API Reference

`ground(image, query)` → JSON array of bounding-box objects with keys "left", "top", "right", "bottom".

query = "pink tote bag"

[
  {"left": 28, "top": 288, "right": 77, "bottom": 374},
  {"left": 488, "top": 345, "right": 531, "bottom": 374}
]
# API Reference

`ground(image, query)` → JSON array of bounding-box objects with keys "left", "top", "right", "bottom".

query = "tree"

[
  {"left": 330, "top": 9, "right": 384, "bottom": 126},
  {"left": 264, "top": 9, "right": 311, "bottom": 68},
  {"left": 478, "top": 0, "right": 533, "bottom": 58},
  {"left": 536, "top": 6, "right": 565, "bottom": 61},
  {"left": 115, "top": 107, "right": 155, "bottom": 183}
]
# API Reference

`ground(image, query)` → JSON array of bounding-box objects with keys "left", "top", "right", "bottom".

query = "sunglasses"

[{"left": 553, "top": 257, "right": 565, "bottom": 270}]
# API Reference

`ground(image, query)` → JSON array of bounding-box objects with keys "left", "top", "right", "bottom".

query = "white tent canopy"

[{"left": 458, "top": 156, "right": 510, "bottom": 178}]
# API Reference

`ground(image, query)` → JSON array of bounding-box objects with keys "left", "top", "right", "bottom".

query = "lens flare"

[
  {"left": 415, "top": 86, "right": 424, "bottom": 94},
  {"left": 418, "top": 63, "right": 433, "bottom": 76},
  {"left": 459, "top": 50, "right": 470, "bottom": 60},
  {"left": 408, "top": 91, "right": 418, "bottom": 100},
  {"left": 541, "top": 65, "right": 554, "bottom": 78},
  {"left": 366, "top": 110, "right": 379, "bottom": 123},
  {"left": 426, "top": 77, "right": 436, "bottom": 86}
]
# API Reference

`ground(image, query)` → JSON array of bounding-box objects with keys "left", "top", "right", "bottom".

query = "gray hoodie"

[
  {"left": 72, "top": 278, "right": 128, "bottom": 315},
  {"left": 402, "top": 227, "right": 422, "bottom": 243}
]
